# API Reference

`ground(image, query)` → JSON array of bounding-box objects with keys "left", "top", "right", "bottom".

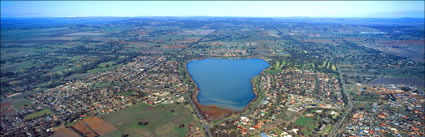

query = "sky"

[{"left": 1, "top": 1, "right": 424, "bottom": 18}]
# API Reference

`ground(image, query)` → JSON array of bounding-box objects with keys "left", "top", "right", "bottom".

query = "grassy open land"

[
  {"left": 99, "top": 103, "right": 197, "bottom": 137},
  {"left": 322, "top": 125, "right": 334, "bottom": 134},
  {"left": 87, "top": 61, "right": 119, "bottom": 74},
  {"left": 92, "top": 81, "right": 121, "bottom": 89},
  {"left": 377, "top": 68, "right": 425, "bottom": 81},
  {"left": 291, "top": 109, "right": 340, "bottom": 137},
  {"left": 118, "top": 91, "right": 137, "bottom": 97},
  {"left": 294, "top": 116, "right": 316, "bottom": 136},
  {"left": 101, "top": 130, "right": 122, "bottom": 137},
  {"left": 51, "top": 65, "right": 67, "bottom": 72},
  {"left": 11, "top": 98, "right": 32, "bottom": 111},
  {"left": 24, "top": 109, "right": 52, "bottom": 120},
  {"left": 250, "top": 128, "right": 284, "bottom": 137},
  {"left": 294, "top": 116, "right": 315, "bottom": 129},
  {"left": 353, "top": 100, "right": 373, "bottom": 107},
  {"left": 280, "top": 109, "right": 297, "bottom": 121}
]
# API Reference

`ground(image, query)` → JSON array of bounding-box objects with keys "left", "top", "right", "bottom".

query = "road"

[
  {"left": 183, "top": 65, "right": 350, "bottom": 137},
  {"left": 246, "top": 77, "right": 265, "bottom": 115},
  {"left": 329, "top": 64, "right": 353, "bottom": 137},
  {"left": 180, "top": 61, "right": 212, "bottom": 137},
  {"left": 184, "top": 94, "right": 213, "bottom": 137}
]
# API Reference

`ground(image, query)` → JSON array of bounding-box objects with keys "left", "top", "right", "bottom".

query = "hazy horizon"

[
  {"left": 1, "top": 1, "right": 424, "bottom": 18},
  {"left": 1, "top": 16, "right": 425, "bottom": 19}
]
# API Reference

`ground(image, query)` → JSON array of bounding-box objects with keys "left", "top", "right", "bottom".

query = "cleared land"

[
  {"left": 100, "top": 103, "right": 197, "bottom": 137},
  {"left": 23, "top": 109, "right": 52, "bottom": 120},
  {"left": 294, "top": 116, "right": 315, "bottom": 129},
  {"left": 82, "top": 117, "right": 118, "bottom": 136},
  {"left": 72, "top": 121, "right": 97, "bottom": 137},
  {"left": 52, "top": 126, "right": 81, "bottom": 137},
  {"left": 368, "top": 77, "right": 424, "bottom": 87}
]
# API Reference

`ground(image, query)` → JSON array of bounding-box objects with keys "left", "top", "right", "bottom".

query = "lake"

[{"left": 187, "top": 58, "right": 270, "bottom": 111}]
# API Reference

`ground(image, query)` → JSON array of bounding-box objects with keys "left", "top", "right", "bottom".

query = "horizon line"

[{"left": 1, "top": 15, "right": 424, "bottom": 19}]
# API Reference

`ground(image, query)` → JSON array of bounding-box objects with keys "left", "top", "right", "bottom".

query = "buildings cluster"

[
  {"left": 0, "top": 56, "right": 189, "bottom": 137},
  {"left": 233, "top": 69, "right": 345, "bottom": 135},
  {"left": 281, "top": 70, "right": 344, "bottom": 111},
  {"left": 201, "top": 48, "right": 249, "bottom": 57},
  {"left": 342, "top": 84, "right": 424, "bottom": 137}
]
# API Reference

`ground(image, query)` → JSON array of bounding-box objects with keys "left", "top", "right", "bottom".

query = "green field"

[
  {"left": 100, "top": 103, "right": 197, "bottom": 137},
  {"left": 93, "top": 81, "right": 113, "bottom": 89},
  {"left": 294, "top": 116, "right": 315, "bottom": 129},
  {"left": 323, "top": 125, "right": 333, "bottom": 134},
  {"left": 11, "top": 98, "right": 32, "bottom": 111},
  {"left": 303, "top": 131, "right": 313, "bottom": 136},
  {"left": 24, "top": 109, "right": 53, "bottom": 120},
  {"left": 294, "top": 116, "right": 316, "bottom": 136},
  {"left": 86, "top": 61, "right": 121, "bottom": 75},
  {"left": 118, "top": 91, "right": 137, "bottom": 97}
]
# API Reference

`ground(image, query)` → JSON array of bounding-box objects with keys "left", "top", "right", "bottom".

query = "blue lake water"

[{"left": 187, "top": 58, "right": 270, "bottom": 111}]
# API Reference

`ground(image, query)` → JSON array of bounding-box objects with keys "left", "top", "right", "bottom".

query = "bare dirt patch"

[
  {"left": 199, "top": 105, "right": 233, "bottom": 120},
  {"left": 183, "top": 29, "right": 215, "bottom": 35},
  {"left": 191, "top": 93, "right": 233, "bottom": 121},
  {"left": 163, "top": 44, "right": 189, "bottom": 48},
  {"left": 0, "top": 103, "right": 12, "bottom": 108},
  {"left": 178, "top": 37, "right": 201, "bottom": 43},
  {"left": 82, "top": 117, "right": 117, "bottom": 136},
  {"left": 380, "top": 40, "right": 424, "bottom": 45},
  {"left": 52, "top": 126, "right": 81, "bottom": 137},
  {"left": 199, "top": 42, "right": 225, "bottom": 46},
  {"left": 71, "top": 121, "right": 97, "bottom": 137},
  {"left": 0, "top": 109, "right": 16, "bottom": 116}
]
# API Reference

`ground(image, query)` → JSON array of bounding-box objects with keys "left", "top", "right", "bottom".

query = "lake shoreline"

[{"left": 185, "top": 56, "right": 270, "bottom": 121}]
